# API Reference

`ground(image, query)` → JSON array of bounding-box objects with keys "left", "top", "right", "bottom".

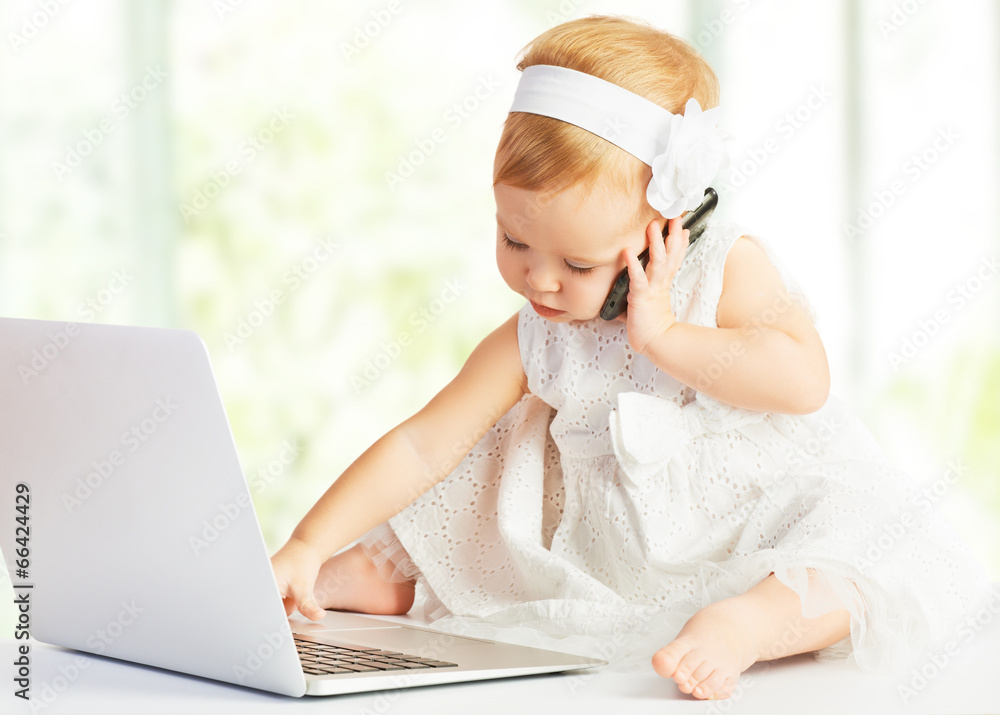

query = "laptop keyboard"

[{"left": 294, "top": 634, "right": 459, "bottom": 676}]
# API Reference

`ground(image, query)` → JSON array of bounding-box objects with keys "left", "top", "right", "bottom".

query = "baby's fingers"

[
  {"left": 650, "top": 220, "right": 669, "bottom": 263},
  {"left": 664, "top": 217, "right": 689, "bottom": 272},
  {"left": 278, "top": 575, "right": 326, "bottom": 621},
  {"left": 294, "top": 583, "right": 327, "bottom": 621},
  {"left": 623, "top": 247, "right": 649, "bottom": 291},
  {"left": 644, "top": 219, "right": 683, "bottom": 284}
]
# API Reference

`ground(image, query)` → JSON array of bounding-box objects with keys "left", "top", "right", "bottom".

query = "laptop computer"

[{"left": 0, "top": 316, "right": 605, "bottom": 697}]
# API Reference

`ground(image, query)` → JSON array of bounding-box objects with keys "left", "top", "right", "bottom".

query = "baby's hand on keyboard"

[{"left": 270, "top": 536, "right": 327, "bottom": 621}]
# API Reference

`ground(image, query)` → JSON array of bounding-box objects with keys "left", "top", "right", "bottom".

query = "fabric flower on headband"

[{"left": 646, "top": 98, "right": 733, "bottom": 220}]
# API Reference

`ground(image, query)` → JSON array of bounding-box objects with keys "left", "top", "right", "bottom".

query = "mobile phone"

[{"left": 599, "top": 187, "right": 718, "bottom": 321}]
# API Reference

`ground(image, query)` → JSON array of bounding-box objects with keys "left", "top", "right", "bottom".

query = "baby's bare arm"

[
  {"left": 642, "top": 237, "right": 830, "bottom": 414},
  {"left": 273, "top": 312, "right": 526, "bottom": 617}
]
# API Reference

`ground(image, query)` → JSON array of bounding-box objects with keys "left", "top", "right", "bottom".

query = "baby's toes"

[
  {"left": 691, "top": 666, "right": 727, "bottom": 700},
  {"left": 672, "top": 649, "right": 711, "bottom": 694},
  {"left": 651, "top": 641, "right": 686, "bottom": 679}
]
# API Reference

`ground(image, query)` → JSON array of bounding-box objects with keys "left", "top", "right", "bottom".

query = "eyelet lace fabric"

[{"left": 359, "top": 220, "right": 993, "bottom": 673}]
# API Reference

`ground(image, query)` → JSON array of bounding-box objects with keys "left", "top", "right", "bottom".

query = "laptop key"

[
  {"left": 394, "top": 658, "right": 458, "bottom": 667},
  {"left": 315, "top": 665, "right": 359, "bottom": 675},
  {"left": 334, "top": 663, "right": 382, "bottom": 673}
]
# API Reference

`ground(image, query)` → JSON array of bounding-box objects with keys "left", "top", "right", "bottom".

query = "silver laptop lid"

[{"left": 0, "top": 317, "right": 306, "bottom": 697}]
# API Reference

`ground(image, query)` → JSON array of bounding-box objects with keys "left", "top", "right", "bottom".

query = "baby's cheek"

[
  {"left": 582, "top": 276, "right": 615, "bottom": 315},
  {"left": 595, "top": 271, "right": 619, "bottom": 299}
]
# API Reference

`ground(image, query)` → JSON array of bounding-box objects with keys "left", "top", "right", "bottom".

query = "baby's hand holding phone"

[
  {"left": 270, "top": 536, "right": 327, "bottom": 622},
  {"left": 618, "top": 217, "right": 688, "bottom": 353},
  {"left": 600, "top": 187, "right": 717, "bottom": 321}
]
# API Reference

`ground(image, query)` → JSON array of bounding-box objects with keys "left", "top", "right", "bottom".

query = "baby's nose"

[
  {"left": 525, "top": 257, "right": 560, "bottom": 293},
  {"left": 525, "top": 267, "right": 559, "bottom": 293}
]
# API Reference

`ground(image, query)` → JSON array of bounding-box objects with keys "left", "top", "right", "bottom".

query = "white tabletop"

[{"left": 3, "top": 598, "right": 999, "bottom": 715}]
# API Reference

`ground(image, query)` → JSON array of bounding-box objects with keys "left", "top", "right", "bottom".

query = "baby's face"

[{"left": 494, "top": 181, "right": 659, "bottom": 322}]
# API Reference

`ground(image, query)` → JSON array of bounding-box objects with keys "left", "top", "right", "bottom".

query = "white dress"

[{"left": 359, "top": 220, "right": 993, "bottom": 673}]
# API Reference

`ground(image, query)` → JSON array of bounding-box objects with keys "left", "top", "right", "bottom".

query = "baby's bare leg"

[
  {"left": 652, "top": 569, "right": 853, "bottom": 700},
  {"left": 312, "top": 543, "right": 416, "bottom": 615}
]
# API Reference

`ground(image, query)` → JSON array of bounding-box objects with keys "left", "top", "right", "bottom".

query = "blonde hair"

[{"left": 493, "top": 15, "right": 720, "bottom": 229}]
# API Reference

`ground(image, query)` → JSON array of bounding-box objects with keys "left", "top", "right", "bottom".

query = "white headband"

[{"left": 508, "top": 64, "right": 732, "bottom": 219}]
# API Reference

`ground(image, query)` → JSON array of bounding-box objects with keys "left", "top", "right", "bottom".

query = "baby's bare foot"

[{"left": 652, "top": 597, "right": 762, "bottom": 700}]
